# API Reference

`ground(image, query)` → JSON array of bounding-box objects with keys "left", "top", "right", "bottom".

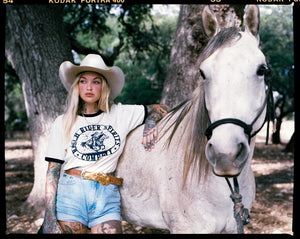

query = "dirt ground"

[{"left": 5, "top": 121, "right": 294, "bottom": 234}]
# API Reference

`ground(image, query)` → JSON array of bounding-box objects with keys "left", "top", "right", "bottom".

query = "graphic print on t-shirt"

[{"left": 71, "top": 124, "right": 121, "bottom": 161}]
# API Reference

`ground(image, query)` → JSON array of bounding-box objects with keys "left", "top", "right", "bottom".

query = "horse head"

[{"left": 199, "top": 5, "right": 270, "bottom": 177}]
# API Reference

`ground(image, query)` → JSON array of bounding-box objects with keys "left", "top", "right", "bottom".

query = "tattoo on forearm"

[
  {"left": 44, "top": 162, "right": 62, "bottom": 233},
  {"left": 45, "top": 162, "right": 60, "bottom": 208},
  {"left": 146, "top": 105, "right": 170, "bottom": 123},
  {"left": 142, "top": 105, "right": 170, "bottom": 150},
  {"left": 144, "top": 105, "right": 169, "bottom": 134}
]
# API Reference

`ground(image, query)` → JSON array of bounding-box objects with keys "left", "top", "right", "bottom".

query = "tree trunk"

[
  {"left": 272, "top": 116, "right": 282, "bottom": 144},
  {"left": 160, "top": 4, "right": 246, "bottom": 108},
  {"left": 5, "top": 5, "right": 72, "bottom": 216},
  {"left": 284, "top": 132, "right": 294, "bottom": 153}
]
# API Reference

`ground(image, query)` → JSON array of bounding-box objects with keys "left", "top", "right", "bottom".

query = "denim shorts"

[{"left": 56, "top": 171, "right": 122, "bottom": 228}]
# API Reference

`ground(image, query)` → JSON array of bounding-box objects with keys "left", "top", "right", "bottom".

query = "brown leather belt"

[{"left": 65, "top": 168, "right": 123, "bottom": 186}]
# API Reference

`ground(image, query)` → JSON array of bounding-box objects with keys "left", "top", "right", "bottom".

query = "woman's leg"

[
  {"left": 91, "top": 220, "right": 122, "bottom": 234},
  {"left": 58, "top": 221, "right": 88, "bottom": 234}
]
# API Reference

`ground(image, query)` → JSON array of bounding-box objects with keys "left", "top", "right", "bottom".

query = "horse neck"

[{"left": 159, "top": 86, "right": 211, "bottom": 187}]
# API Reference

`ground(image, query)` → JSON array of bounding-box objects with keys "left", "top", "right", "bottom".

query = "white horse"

[{"left": 116, "top": 5, "right": 271, "bottom": 233}]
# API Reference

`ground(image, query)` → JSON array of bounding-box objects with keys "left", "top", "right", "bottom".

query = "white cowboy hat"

[{"left": 59, "top": 54, "right": 124, "bottom": 100}]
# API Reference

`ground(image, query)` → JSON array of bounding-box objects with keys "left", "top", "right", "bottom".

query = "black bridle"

[
  {"left": 203, "top": 66, "right": 275, "bottom": 233},
  {"left": 204, "top": 66, "right": 275, "bottom": 145}
]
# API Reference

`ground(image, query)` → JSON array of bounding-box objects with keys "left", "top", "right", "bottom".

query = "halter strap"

[
  {"left": 205, "top": 118, "right": 252, "bottom": 142},
  {"left": 205, "top": 79, "right": 274, "bottom": 145}
]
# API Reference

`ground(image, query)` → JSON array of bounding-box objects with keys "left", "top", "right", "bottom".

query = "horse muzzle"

[{"left": 205, "top": 130, "right": 250, "bottom": 177}]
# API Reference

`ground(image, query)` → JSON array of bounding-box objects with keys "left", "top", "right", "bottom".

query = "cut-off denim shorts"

[{"left": 56, "top": 171, "right": 122, "bottom": 228}]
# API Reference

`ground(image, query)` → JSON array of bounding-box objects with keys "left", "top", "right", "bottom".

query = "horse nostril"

[
  {"left": 205, "top": 142, "right": 216, "bottom": 165},
  {"left": 236, "top": 142, "right": 247, "bottom": 160}
]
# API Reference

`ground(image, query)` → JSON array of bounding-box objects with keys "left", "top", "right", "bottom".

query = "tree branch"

[{"left": 70, "top": 38, "right": 113, "bottom": 66}]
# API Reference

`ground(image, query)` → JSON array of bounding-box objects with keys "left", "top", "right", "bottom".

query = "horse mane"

[
  {"left": 198, "top": 26, "right": 241, "bottom": 64},
  {"left": 161, "top": 27, "right": 242, "bottom": 187},
  {"left": 160, "top": 86, "right": 210, "bottom": 187}
]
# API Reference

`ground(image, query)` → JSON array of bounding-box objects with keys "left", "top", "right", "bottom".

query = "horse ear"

[
  {"left": 244, "top": 5, "right": 260, "bottom": 40},
  {"left": 202, "top": 5, "right": 220, "bottom": 38}
]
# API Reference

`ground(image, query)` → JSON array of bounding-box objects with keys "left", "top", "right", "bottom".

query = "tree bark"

[
  {"left": 5, "top": 5, "right": 72, "bottom": 215},
  {"left": 160, "top": 4, "right": 246, "bottom": 108}
]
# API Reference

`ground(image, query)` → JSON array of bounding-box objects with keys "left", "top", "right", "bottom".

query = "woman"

[{"left": 41, "top": 54, "right": 170, "bottom": 234}]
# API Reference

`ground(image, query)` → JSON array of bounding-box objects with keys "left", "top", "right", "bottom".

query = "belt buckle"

[
  {"left": 96, "top": 172, "right": 110, "bottom": 186},
  {"left": 82, "top": 172, "right": 110, "bottom": 185}
]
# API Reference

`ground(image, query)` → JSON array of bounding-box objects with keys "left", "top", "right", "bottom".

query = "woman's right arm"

[{"left": 42, "top": 161, "right": 63, "bottom": 233}]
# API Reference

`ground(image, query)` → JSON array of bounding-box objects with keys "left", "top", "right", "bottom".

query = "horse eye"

[
  {"left": 257, "top": 65, "right": 268, "bottom": 76},
  {"left": 199, "top": 69, "right": 206, "bottom": 79}
]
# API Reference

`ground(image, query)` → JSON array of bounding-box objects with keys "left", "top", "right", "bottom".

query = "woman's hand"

[
  {"left": 142, "top": 105, "right": 170, "bottom": 152},
  {"left": 142, "top": 116, "right": 158, "bottom": 151}
]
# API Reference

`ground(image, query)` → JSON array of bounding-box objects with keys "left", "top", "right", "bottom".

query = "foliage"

[
  {"left": 259, "top": 5, "right": 294, "bottom": 119},
  {"left": 5, "top": 61, "right": 28, "bottom": 133},
  {"left": 62, "top": 4, "right": 157, "bottom": 65},
  {"left": 115, "top": 9, "right": 178, "bottom": 104},
  {"left": 63, "top": 4, "right": 112, "bottom": 54}
]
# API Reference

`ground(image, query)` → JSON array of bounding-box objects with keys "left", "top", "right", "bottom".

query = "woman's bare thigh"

[
  {"left": 91, "top": 220, "right": 122, "bottom": 234},
  {"left": 58, "top": 220, "right": 88, "bottom": 234}
]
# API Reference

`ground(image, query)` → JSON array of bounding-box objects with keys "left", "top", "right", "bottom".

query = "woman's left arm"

[{"left": 142, "top": 104, "right": 170, "bottom": 151}]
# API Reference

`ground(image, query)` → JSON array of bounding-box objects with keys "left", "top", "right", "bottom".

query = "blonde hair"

[{"left": 62, "top": 72, "right": 112, "bottom": 141}]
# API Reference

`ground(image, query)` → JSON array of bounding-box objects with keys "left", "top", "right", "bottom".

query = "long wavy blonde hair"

[{"left": 62, "top": 72, "right": 112, "bottom": 141}]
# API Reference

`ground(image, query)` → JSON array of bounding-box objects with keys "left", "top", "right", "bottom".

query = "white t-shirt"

[{"left": 45, "top": 103, "right": 146, "bottom": 173}]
